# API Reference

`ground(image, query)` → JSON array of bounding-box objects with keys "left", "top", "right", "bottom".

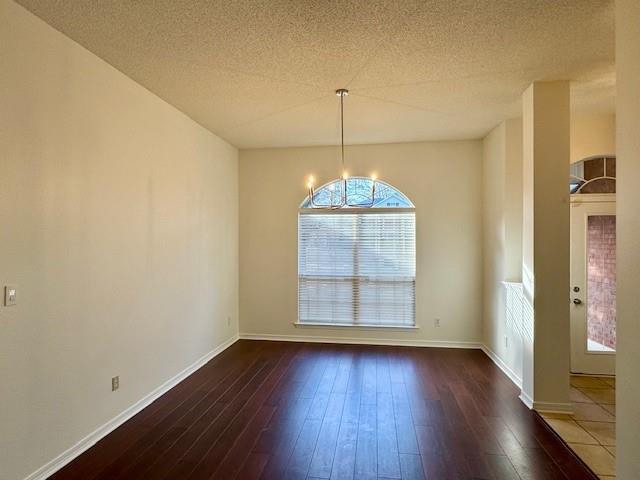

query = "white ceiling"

[{"left": 16, "top": 0, "right": 615, "bottom": 149}]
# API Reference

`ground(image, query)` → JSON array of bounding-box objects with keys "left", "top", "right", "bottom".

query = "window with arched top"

[
  {"left": 300, "top": 177, "right": 414, "bottom": 209},
  {"left": 298, "top": 178, "right": 416, "bottom": 327},
  {"left": 570, "top": 156, "right": 616, "bottom": 194}
]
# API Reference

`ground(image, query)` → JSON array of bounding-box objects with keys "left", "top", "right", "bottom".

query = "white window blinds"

[{"left": 298, "top": 211, "right": 416, "bottom": 327}]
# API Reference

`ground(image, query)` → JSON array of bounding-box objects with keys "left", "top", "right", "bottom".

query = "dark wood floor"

[{"left": 50, "top": 340, "right": 596, "bottom": 479}]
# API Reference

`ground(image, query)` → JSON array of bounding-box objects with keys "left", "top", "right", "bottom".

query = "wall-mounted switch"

[
  {"left": 434, "top": 318, "right": 441, "bottom": 328},
  {"left": 4, "top": 285, "right": 17, "bottom": 306}
]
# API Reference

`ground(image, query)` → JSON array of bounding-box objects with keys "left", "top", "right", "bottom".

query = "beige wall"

[
  {"left": 504, "top": 120, "right": 524, "bottom": 283},
  {"left": 482, "top": 119, "right": 523, "bottom": 383},
  {"left": 571, "top": 113, "right": 616, "bottom": 163},
  {"left": 522, "top": 82, "right": 571, "bottom": 410},
  {"left": 239, "top": 141, "right": 482, "bottom": 345},
  {"left": 616, "top": 0, "right": 640, "bottom": 477},
  {"left": 0, "top": 2, "right": 239, "bottom": 479},
  {"left": 482, "top": 111, "right": 616, "bottom": 394}
]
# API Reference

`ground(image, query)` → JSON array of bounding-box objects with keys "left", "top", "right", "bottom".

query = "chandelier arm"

[{"left": 309, "top": 186, "right": 317, "bottom": 208}]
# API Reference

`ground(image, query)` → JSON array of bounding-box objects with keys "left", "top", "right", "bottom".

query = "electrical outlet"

[
  {"left": 4, "top": 285, "right": 17, "bottom": 306},
  {"left": 434, "top": 318, "right": 441, "bottom": 328},
  {"left": 112, "top": 376, "right": 119, "bottom": 392},
  {"left": 227, "top": 316, "right": 231, "bottom": 326},
  {"left": 504, "top": 335, "right": 509, "bottom": 349}
]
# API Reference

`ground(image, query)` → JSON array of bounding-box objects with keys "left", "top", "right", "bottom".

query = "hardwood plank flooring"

[{"left": 50, "top": 341, "right": 597, "bottom": 479}]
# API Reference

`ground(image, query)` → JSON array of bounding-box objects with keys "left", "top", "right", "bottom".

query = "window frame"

[{"left": 297, "top": 199, "right": 417, "bottom": 330}]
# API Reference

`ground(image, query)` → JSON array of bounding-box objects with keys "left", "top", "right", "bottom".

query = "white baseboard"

[
  {"left": 520, "top": 391, "right": 534, "bottom": 409},
  {"left": 533, "top": 401, "right": 574, "bottom": 415},
  {"left": 24, "top": 334, "right": 239, "bottom": 480},
  {"left": 478, "top": 346, "right": 574, "bottom": 414},
  {"left": 239, "top": 332, "right": 482, "bottom": 349},
  {"left": 520, "top": 392, "right": 576, "bottom": 415},
  {"left": 479, "top": 344, "right": 523, "bottom": 389}
]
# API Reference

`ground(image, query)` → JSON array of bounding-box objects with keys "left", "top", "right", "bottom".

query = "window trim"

[
  {"left": 292, "top": 321, "right": 419, "bottom": 330},
  {"left": 298, "top": 207, "right": 416, "bottom": 215}
]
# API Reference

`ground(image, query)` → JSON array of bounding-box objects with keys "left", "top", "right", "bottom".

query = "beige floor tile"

[
  {"left": 601, "top": 403, "right": 616, "bottom": 416},
  {"left": 605, "top": 445, "right": 616, "bottom": 457},
  {"left": 571, "top": 376, "right": 610, "bottom": 389},
  {"left": 578, "top": 421, "right": 616, "bottom": 446},
  {"left": 598, "top": 476, "right": 616, "bottom": 479},
  {"left": 579, "top": 387, "right": 616, "bottom": 405},
  {"left": 569, "top": 444, "right": 616, "bottom": 476},
  {"left": 571, "top": 403, "right": 616, "bottom": 423},
  {"left": 546, "top": 418, "right": 598, "bottom": 444},
  {"left": 571, "top": 387, "right": 595, "bottom": 403}
]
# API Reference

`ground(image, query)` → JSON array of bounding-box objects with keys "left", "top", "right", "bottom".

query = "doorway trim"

[{"left": 569, "top": 192, "right": 616, "bottom": 375}]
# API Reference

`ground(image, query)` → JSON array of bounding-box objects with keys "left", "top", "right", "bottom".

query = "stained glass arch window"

[{"left": 300, "top": 177, "right": 414, "bottom": 209}]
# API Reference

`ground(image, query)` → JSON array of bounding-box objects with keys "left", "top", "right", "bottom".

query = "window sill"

[{"left": 293, "top": 321, "right": 419, "bottom": 331}]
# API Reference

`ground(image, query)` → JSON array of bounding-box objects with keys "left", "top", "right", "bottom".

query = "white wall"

[
  {"left": 0, "top": 2, "right": 239, "bottom": 479},
  {"left": 482, "top": 119, "right": 523, "bottom": 384},
  {"left": 615, "top": 0, "right": 640, "bottom": 477},
  {"left": 239, "top": 141, "right": 483, "bottom": 345}
]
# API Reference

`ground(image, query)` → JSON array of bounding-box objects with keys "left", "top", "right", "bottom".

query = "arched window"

[
  {"left": 298, "top": 178, "right": 416, "bottom": 327},
  {"left": 300, "top": 177, "right": 414, "bottom": 209},
  {"left": 570, "top": 156, "right": 616, "bottom": 194}
]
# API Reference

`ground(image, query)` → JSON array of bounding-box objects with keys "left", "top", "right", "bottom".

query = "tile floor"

[{"left": 541, "top": 375, "right": 616, "bottom": 479}]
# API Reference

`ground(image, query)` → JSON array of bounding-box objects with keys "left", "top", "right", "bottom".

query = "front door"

[{"left": 570, "top": 194, "right": 616, "bottom": 375}]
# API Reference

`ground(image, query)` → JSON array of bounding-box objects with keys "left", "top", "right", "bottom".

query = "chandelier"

[{"left": 306, "top": 89, "right": 377, "bottom": 208}]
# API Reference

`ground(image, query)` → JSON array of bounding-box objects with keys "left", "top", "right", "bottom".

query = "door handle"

[{"left": 573, "top": 298, "right": 583, "bottom": 305}]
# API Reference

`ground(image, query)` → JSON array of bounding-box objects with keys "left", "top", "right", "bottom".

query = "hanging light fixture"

[{"left": 306, "top": 89, "right": 377, "bottom": 208}]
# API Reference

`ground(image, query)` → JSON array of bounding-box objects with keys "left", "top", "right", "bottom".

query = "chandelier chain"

[
  {"left": 340, "top": 91, "right": 345, "bottom": 173},
  {"left": 305, "top": 88, "right": 376, "bottom": 209}
]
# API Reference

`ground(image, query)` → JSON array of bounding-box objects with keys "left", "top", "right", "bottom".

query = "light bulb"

[
  {"left": 342, "top": 171, "right": 349, "bottom": 180},
  {"left": 371, "top": 173, "right": 377, "bottom": 181}
]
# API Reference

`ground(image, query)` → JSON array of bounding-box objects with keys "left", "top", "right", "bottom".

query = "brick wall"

[{"left": 587, "top": 215, "right": 616, "bottom": 349}]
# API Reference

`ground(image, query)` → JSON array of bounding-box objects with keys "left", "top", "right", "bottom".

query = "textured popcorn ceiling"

[{"left": 16, "top": 0, "right": 615, "bottom": 148}]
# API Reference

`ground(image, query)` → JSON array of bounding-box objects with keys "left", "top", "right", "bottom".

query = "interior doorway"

[{"left": 569, "top": 156, "right": 616, "bottom": 375}]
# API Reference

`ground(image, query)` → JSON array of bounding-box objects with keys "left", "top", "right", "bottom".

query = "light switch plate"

[{"left": 4, "top": 285, "right": 17, "bottom": 306}]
